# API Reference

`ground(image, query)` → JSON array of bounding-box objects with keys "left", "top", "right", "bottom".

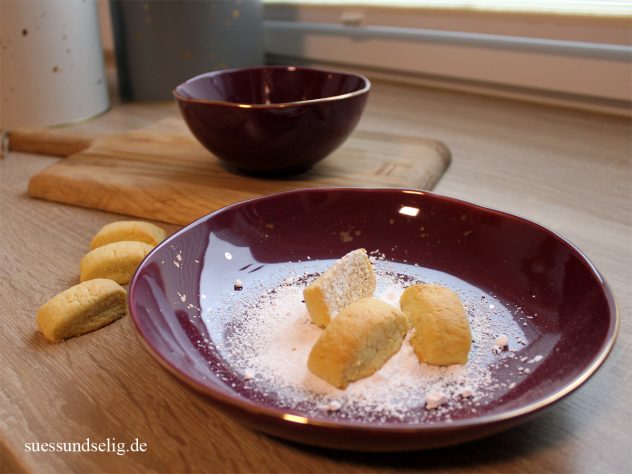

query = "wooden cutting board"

[{"left": 25, "top": 118, "right": 451, "bottom": 225}]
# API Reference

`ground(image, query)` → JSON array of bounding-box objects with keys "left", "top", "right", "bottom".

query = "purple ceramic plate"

[{"left": 128, "top": 188, "right": 618, "bottom": 451}]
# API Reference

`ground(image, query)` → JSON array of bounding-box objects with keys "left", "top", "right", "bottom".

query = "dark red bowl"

[
  {"left": 128, "top": 188, "right": 618, "bottom": 451},
  {"left": 173, "top": 66, "right": 370, "bottom": 175}
]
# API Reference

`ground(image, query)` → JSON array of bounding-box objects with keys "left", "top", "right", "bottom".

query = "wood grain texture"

[
  {"left": 26, "top": 118, "right": 450, "bottom": 225},
  {"left": 1, "top": 81, "right": 631, "bottom": 474},
  {"left": 8, "top": 128, "right": 94, "bottom": 158}
]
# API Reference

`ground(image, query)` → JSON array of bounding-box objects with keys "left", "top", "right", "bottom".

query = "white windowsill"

[{"left": 263, "top": 3, "right": 632, "bottom": 115}]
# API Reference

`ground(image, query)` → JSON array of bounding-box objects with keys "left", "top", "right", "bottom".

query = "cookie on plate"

[
  {"left": 308, "top": 297, "right": 409, "bottom": 389},
  {"left": 303, "top": 248, "right": 376, "bottom": 328},
  {"left": 400, "top": 284, "right": 472, "bottom": 366}
]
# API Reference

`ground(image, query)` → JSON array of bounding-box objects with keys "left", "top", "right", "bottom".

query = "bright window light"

[{"left": 264, "top": 1, "right": 632, "bottom": 16}]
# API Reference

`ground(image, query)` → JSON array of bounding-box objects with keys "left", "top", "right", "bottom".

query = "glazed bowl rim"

[
  {"left": 128, "top": 187, "right": 619, "bottom": 434},
  {"left": 172, "top": 65, "right": 371, "bottom": 109}
]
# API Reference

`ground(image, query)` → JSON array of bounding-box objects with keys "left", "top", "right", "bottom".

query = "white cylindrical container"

[{"left": 0, "top": 0, "right": 109, "bottom": 129}]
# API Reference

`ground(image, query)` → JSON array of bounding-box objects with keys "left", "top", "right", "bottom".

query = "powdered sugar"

[{"left": 201, "top": 259, "right": 532, "bottom": 423}]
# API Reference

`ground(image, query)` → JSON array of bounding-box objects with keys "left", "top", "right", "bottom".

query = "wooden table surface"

[{"left": 1, "top": 81, "right": 630, "bottom": 474}]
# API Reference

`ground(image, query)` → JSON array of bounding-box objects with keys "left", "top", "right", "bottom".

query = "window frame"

[{"left": 262, "top": 2, "right": 632, "bottom": 114}]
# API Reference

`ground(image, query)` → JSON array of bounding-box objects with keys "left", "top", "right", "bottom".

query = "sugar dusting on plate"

[{"left": 210, "top": 260, "right": 528, "bottom": 424}]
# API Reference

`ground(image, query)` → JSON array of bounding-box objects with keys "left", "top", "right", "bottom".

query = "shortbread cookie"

[
  {"left": 37, "top": 279, "right": 127, "bottom": 342},
  {"left": 80, "top": 241, "right": 153, "bottom": 284},
  {"left": 400, "top": 284, "right": 472, "bottom": 366},
  {"left": 90, "top": 220, "right": 166, "bottom": 250},
  {"left": 308, "top": 298, "right": 409, "bottom": 389},
  {"left": 303, "top": 249, "right": 376, "bottom": 327}
]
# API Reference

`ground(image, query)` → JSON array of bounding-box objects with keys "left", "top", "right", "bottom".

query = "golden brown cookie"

[
  {"left": 307, "top": 297, "right": 409, "bottom": 389},
  {"left": 80, "top": 241, "right": 153, "bottom": 284},
  {"left": 36, "top": 279, "right": 127, "bottom": 342},
  {"left": 303, "top": 248, "right": 376, "bottom": 327},
  {"left": 400, "top": 284, "right": 472, "bottom": 366},
  {"left": 90, "top": 220, "right": 166, "bottom": 250}
]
